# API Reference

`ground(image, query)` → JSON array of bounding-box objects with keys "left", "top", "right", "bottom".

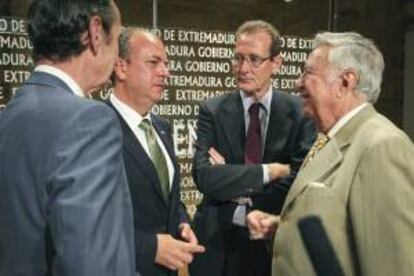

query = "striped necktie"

[{"left": 139, "top": 119, "right": 170, "bottom": 202}]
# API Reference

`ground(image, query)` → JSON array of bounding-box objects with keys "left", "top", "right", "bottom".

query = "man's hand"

[
  {"left": 155, "top": 234, "right": 205, "bottom": 271},
  {"left": 267, "top": 163, "right": 290, "bottom": 182},
  {"left": 179, "top": 223, "right": 198, "bottom": 245},
  {"left": 208, "top": 147, "right": 226, "bottom": 165},
  {"left": 247, "top": 210, "right": 280, "bottom": 240}
]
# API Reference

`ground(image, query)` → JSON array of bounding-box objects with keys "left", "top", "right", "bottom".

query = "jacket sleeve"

[
  {"left": 349, "top": 133, "right": 414, "bottom": 275},
  {"left": 134, "top": 229, "right": 158, "bottom": 272},
  {"left": 259, "top": 114, "right": 316, "bottom": 214},
  {"left": 193, "top": 102, "right": 264, "bottom": 201},
  {"left": 47, "top": 103, "right": 135, "bottom": 276}
]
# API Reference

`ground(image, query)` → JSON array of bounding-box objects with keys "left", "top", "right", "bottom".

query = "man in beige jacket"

[{"left": 247, "top": 32, "right": 414, "bottom": 275}]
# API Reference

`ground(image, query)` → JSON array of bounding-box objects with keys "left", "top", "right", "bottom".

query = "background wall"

[
  {"left": 1, "top": 1, "right": 412, "bottom": 275},
  {"left": 117, "top": 0, "right": 411, "bottom": 130},
  {"left": 1, "top": 0, "right": 412, "bottom": 128}
]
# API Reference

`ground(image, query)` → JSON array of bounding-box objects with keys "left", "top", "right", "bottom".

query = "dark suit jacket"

[
  {"left": 0, "top": 72, "right": 136, "bottom": 276},
  {"left": 190, "top": 89, "right": 315, "bottom": 276},
  {"left": 108, "top": 102, "right": 189, "bottom": 276}
]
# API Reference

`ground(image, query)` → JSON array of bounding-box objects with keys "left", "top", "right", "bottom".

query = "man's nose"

[
  {"left": 239, "top": 58, "right": 251, "bottom": 73},
  {"left": 160, "top": 63, "right": 170, "bottom": 77}
]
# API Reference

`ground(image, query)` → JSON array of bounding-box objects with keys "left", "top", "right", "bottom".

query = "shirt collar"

[
  {"left": 35, "top": 65, "right": 85, "bottom": 98},
  {"left": 110, "top": 93, "right": 151, "bottom": 130},
  {"left": 239, "top": 86, "right": 273, "bottom": 114},
  {"left": 328, "top": 103, "right": 368, "bottom": 138}
]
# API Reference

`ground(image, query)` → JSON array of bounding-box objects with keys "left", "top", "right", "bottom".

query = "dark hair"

[
  {"left": 28, "top": 0, "right": 115, "bottom": 62},
  {"left": 236, "top": 20, "right": 282, "bottom": 57}
]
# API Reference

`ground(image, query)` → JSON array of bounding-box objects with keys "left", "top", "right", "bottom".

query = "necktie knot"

[
  {"left": 314, "top": 133, "right": 329, "bottom": 150},
  {"left": 139, "top": 119, "right": 152, "bottom": 133},
  {"left": 248, "top": 102, "right": 261, "bottom": 116}
]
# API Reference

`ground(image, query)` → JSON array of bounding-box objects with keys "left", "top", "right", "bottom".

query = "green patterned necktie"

[{"left": 139, "top": 119, "right": 170, "bottom": 202}]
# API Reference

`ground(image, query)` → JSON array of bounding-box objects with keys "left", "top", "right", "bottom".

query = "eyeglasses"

[{"left": 231, "top": 54, "right": 272, "bottom": 68}]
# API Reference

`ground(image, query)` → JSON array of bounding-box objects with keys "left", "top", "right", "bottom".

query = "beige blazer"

[{"left": 273, "top": 104, "right": 414, "bottom": 276}]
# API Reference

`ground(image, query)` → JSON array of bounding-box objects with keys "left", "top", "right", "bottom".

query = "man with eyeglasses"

[
  {"left": 108, "top": 27, "right": 205, "bottom": 275},
  {"left": 190, "top": 20, "right": 316, "bottom": 276}
]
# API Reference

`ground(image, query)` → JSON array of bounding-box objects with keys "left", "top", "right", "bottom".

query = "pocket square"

[{"left": 308, "top": 181, "right": 328, "bottom": 188}]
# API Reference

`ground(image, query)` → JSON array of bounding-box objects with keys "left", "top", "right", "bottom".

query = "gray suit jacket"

[
  {"left": 0, "top": 72, "right": 136, "bottom": 276},
  {"left": 274, "top": 104, "right": 414, "bottom": 276}
]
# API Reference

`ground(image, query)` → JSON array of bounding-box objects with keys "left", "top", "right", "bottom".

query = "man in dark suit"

[
  {"left": 0, "top": 1, "right": 135, "bottom": 275},
  {"left": 190, "top": 20, "right": 315, "bottom": 276},
  {"left": 109, "top": 27, "right": 205, "bottom": 276}
]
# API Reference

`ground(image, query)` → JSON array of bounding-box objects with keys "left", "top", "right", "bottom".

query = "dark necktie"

[
  {"left": 139, "top": 119, "right": 170, "bottom": 202},
  {"left": 244, "top": 103, "right": 262, "bottom": 164}
]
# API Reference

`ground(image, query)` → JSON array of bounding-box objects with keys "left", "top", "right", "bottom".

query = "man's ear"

[
  {"left": 88, "top": 15, "right": 104, "bottom": 55},
  {"left": 337, "top": 69, "right": 358, "bottom": 98},
  {"left": 271, "top": 54, "right": 283, "bottom": 75},
  {"left": 341, "top": 69, "right": 358, "bottom": 90},
  {"left": 113, "top": 58, "right": 127, "bottom": 81}
]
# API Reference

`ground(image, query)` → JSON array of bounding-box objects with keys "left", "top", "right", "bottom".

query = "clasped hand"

[
  {"left": 155, "top": 223, "right": 205, "bottom": 270},
  {"left": 246, "top": 210, "right": 280, "bottom": 240}
]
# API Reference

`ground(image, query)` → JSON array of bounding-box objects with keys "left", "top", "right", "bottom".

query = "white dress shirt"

[
  {"left": 110, "top": 93, "right": 175, "bottom": 189},
  {"left": 328, "top": 103, "right": 368, "bottom": 138}
]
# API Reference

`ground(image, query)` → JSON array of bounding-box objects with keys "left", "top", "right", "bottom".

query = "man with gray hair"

[
  {"left": 190, "top": 20, "right": 315, "bottom": 276},
  {"left": 247, "top": 31, "right": 414, "bottom": 275}
]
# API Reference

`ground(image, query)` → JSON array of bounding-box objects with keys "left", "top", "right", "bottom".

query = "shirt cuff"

[{"left": 262, "top": 164, "right": 269, "bottom": 184}]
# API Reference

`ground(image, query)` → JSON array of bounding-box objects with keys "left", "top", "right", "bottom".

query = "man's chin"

[
  {"left": 152, "top": 90, "right": 164, "bottom": 101},
  {"left": 238, "top": 84, "right": 255, "bottom": 94}
]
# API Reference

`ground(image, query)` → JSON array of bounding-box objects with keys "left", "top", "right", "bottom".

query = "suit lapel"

[
  {"left": 263, "top": 90, "right": 291, "bottom": 162},
  {"left": 283, "top": 140, "right": 343, "bottom": 210},
  {"left": 151, "top": 115, "right": 180, "bottom": 197},
  {"left": 107, "top": 102, "right": 168, "bottom": 205},
  {"left": 220, "top": 90, "right": 293, "bottom": 163},
  {"left": 282, "top": 104, "right": 377, "bottom": 212},
  {"left": 151, "top": 115, "right": 176, "bottom": 171},
  {"left": 221, "top": 92, "right": 246, "bottom": 162}
]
